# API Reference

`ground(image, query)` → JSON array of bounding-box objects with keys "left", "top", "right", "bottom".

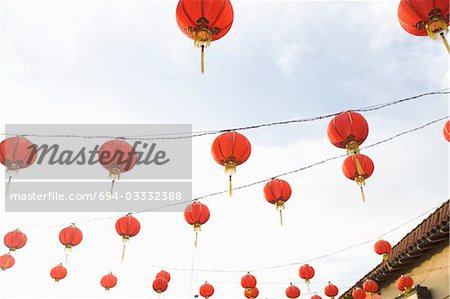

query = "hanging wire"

[
  {"left": 17, "top": 115, "right": 448, "bottom": 231},
  {"left": 1, "top": 89, "right": 448, "bottom": 141}
]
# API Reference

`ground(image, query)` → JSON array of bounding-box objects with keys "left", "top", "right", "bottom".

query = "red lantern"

[
  {"left": 443, "top": 120, "right": 450, "bottom": 142},
  {"left": 374, "top": 240, "right": 392, "bottom": 262},
  {"left": 363, "top": 280, "right": 379, "bottom": 297},
  {"left": 50, "top": 264, "right": 67, "bottom": 282},
  {"left": 397, "top": 275, "right": 414, "bottom": 295},
  {"left": 324, "top": 282, "right": 339, "bottom": 299},
  {"left": 241, "top": 273, "right": 257, "bottom": 295},
  {"left": 352, "top": 288, "right": 366, "bottom": 299},
  {"left": 264, "top": 178, "right": 292, "bottom": 225},
  {"left": 0, "top": 136, "right": 36, "bottom": 192},
  {"left": 4, "top": 229, "right": 27, "bottom": 252},
  {"left": 398, "top": 0, "right": 450, "bottom": 54},
  {"left": 327, "top": 112, "right": 369, "bottom": 155},
  {"left": 244, "top": 287, "right": 259, "bottom": 299},
  {"left": 176, "top": 0, "right": 234, "bottom": 73},
  {"left": 184, "top": 201, "right": 210, "bottom": 247},
  {"left": 286, "top": 283, "right": 301, "bottom": 299},
  {"left": 211, "top": 131, "right": 251, "bottom": 196},
  {"left": 153, "top": 277, "right": 168, "bottom": 294},
  {"left": 115, "top": 214, "right": 140, "bottom": 260},
  {"left": 156, "top": 270, "right": 171, "bottom": 283},
  {"left": 311, "top": 296, "right": 322, "bottom": 299},
  {"left": 342, "top": 154, "right": 374, "bottom": 202},
  {"left": 0, "top": 253, "right": 15, "bottom": 271},
  {"left": 98, "top": 139, "right": 137, "bottom": 192},
  {"left": 200, "top": 281, "right": 215, "bottom": 298},
  {"left": 299, "top": 264, "right": 315, "bottom": 285},
  {"left": 100, "top": 272, "right": 117, "bottom": 291},
  {"left": 59, "top": 224, "right": 83, "bottom": 250}
]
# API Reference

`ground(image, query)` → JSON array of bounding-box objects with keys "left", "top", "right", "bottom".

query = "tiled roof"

[{"left": 340, "top": 199, "right": 450, "bottom": 298}]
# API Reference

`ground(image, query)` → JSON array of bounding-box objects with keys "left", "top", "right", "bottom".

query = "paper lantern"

[
  {"left": 115, "top": 214, "right": 140, "bottom": 260},
  {"left": 324, "top": 282, "right": 339, "bottom": 299},
  {"left": 50, "top": 264, "right": 67, "bottom": 282},
  {"left": 327, "top": 112, "right": 369, "bottom": 155},
  {"left": 4, "top": 229, "right": 27, "bottom": 252},
  {"left": 374, "top": 240, "right": 392, "bottom": 262},
  {"left": 184, "top": 201, "right": 210, "bottom": 247},
  {"left": 200, "top": 281, "right": 215, "bottom": 298},
  {"left": 342, "top": 154, "right": 374, "bottom": 202},
  {"left": 100, "top": 272, "right": 117, "bottom": 291},
  {"left": 264, "top": 178, "right": 292, "bottom": 225},
  {"left": 286, "top": 283, "right": 301, "bottom": 299}
]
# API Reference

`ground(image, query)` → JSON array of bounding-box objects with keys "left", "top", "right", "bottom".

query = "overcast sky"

[{"left": 0, "top": 0, "right": 449, "bottom": 299}]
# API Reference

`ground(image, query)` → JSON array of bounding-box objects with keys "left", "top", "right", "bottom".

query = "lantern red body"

[
  {"left": 299, "top": 264, "right": 315, "bottom": 283},
  {"left": 264, "top": 178, "right": 292, "bottom": 205},
  {"left": 0, "top": 254, "right": 15, "bottom": 271},
  {"left": 116, "top": 215, "right": 141, "bottom": 240},
  {"left": 286, "top": 284, "right": 301, "bottom": 298},
  {"left": 153, "top": 277, "right": 168, "bottom": 293},
  {"left": 311, "top": 296, "right": 323, "bottom": 299},
  {"left": 0, "top": 137, "right": 36, "bottom": 171},
  {"left": 241, "top": 273, "right": 257, "bottom": 290},
  {"left": 245, "top": 287, "right": 259, "bottom": 299},
  {"left": 100, "top": 273, "right": 117, "bottom": 291},
  {"left": 327, "top": 112, "right": 369, "bottom": 154},
  {"left": 212, "top": 132, "right": 251, "bottom": 169},
  {"left": 342, "top": 154, "right": 374, "bottom": 181},
  {"left": 4, "top": 229, "right": 27, "bottom": 252},
  {"left": 363, "top": 280, "right": 378, "bottom": 294},
  {"left": 156, "top": 270, "right": 171, "bottom": 283},
  {"left": 59, "top": 225, "right": 83, "bottom": 249},
  {"left": 98, "top": 139, "right": 137, "bottom": 179},
  {"left": 443, "top": 121, "right": 450, "bottom": 142},
  {"left": 50, "top": 264, "right": 67, "bottom": 282},
  {"left": 200, "top": 281, "right": 215, "bottom": 298},
  {"left": 324, "top": 282, "right": 339, "bottom": 299},
  {"left": 176, "top": 0, "right": 234, "bottom": 73},
  {"left": 184, "top": 201, "right": 210, "bottom": 228},
  {"left": 374, "top": 240, "right": 392, "bottom": 261},
  {"left": 397, "top": 275, "right": 414, "bottom": 293},
  {"left": 352, "top": 288, "right": 366, "bottom": 299}
]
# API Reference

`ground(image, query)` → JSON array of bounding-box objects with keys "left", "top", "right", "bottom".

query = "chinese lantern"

[
  {"left": 342, "top": 154, "right": 374, "bottom": 202},
  {"left": 50, "top": 264, "right": 67, "bottom": 282},
  {"left": 299, "top": 264, "right": 315, "bottom": 291},
  {"left": 363, "top": 280, "right": 379, "bottom": 298},
  {"left": 324, "top": 282, "right": 339, "bottom": 299},
  {"left": 286, "top": 283, "right": 301, "bottom": 299},
  {"left": 352, "top": 288, "right": 366, "bottom": 299},
  {"left": 0, "top": 136, "right": 36, "bottom": 192},
  {"left": 241, "top": 273, "right": 257, "bottom": 295},
  {"left": 211, "top": 131, "right": 251, "bottom": 196},
  {"left": 176, "top": 0, "right": 234, "bottom": 73},
  {"left": 59, "top": 224, "right": 83, "bottom": 251},
  {"left": 264, "top": 178, "right": 292, "bottom": 226},
  {"left": 156, "top": 270, "right": 171, "bottom": 283},
  {"left": 397, "top": 275, "right": 414, "bottom": 296},
  {"left": 100, "top": 272, "right": 117, "bottom": 291},
  {"left": 311, "top": 296, "right": 322, "bottom": 299},
  {"left": 443, "top": 120, "right": 450, "bottom": 142},
  {"left": 327, "top": 112, "right": 369, "bottom": 155},
  {"left": 153, "top": 277, "right": 168, "bottom": 294},
  {"left": 0, "top": 253, "right": 15, "bottom": 271},
  {"left": 398, "top": 0, "right": 450, "bottom": 54},
  {"left": 184, "top": 201, "right": 210, "bottom": 247},
  {"left": 374, "top": 240, "right": 392, "bottom": 262},
  {"left": 115, "top": 214, "right": 140, "bottom": 260},
  {"left": 4, "top": 229, "right": 27, "bottom": 253},
  {"left": 98, "top": 139, "right": 137, "bottom": 193},
  {"left": 244, "top": 287, "right": 259, "bottom": 299},
  {"left": 200, "top": 281, "right": 215, "bottom": 298}
]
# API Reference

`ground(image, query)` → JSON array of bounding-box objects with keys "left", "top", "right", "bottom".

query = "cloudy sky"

[{"left": 0, "top": 0, "right": 448, "bottom": 299}]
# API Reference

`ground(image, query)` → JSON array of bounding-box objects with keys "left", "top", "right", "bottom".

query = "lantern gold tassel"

[
  {"left": 5, "top": 175, "right": 12, "bottom": 195},
  {"left": 440, "top": 32, "right": 450, "bottom": 54},
  {"left": 229, "top": 175, "right": 232, "bottom": 197},
  {"left": 355, "top": 155, "right": 366, "bottom": 202},
  {"left": 121, "top": 237, "right": 129, "bottom": 261},
  {"left": 109, "top": 180, "right": 115, "bottom": 195},
  {"left": 194, "top": 223, "right": 201, "bottom": 248},
  {"left": 305, "top": 279, "right": 311, "bottom": 292},
  {"left": 194, "top": 231, "right": 199, "bottom": 248},
  {"left": 201, "top": 45, "right": 205, "bottom": 74},
  {"left": 276, "top": 201, "right": 285, "bottom": 226}
]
